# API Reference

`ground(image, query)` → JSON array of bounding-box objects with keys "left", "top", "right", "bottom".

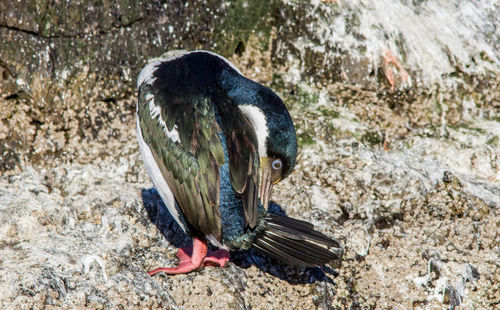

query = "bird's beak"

[{"left": 259, "top": 157, "right": 273, "bottom": 209}]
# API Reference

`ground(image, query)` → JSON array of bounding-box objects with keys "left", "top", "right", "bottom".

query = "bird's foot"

[
  {"left": 148, "top": 237, "right": 230, "bottom": 276},
  {"left": 175, "top": 246, "right": 229, "bottom": 267},
  {"left": 202, "top": 248, "right": 230, "bottom": 267}
]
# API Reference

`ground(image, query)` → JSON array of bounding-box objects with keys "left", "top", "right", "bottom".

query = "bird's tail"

[{"left": 252, "top": 213, "right": 343, "bottom": 266}]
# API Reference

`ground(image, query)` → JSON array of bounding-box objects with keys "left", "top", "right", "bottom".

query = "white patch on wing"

[
  {"left": 148, "top": 97, "right": 160, "bottom": 119},
  {"left": 137, "top": 61, "right": 161, "bottom": 88},
  {"left": 206, "top": 234, "right": 227, "bottom": 250},
  {"left": 136, "top": 49, "right": 243, "bottom": 89},
  {"left": 136, "top": 114, "right": 187, "bottom": 233},
  {"left": 238, "top": 105, "right": 268, "bottom": 157},
  {"left": 145, "top": 93, "right": 181, "bottom": 143}
]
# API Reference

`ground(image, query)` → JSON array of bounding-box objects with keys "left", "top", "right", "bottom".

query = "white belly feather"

[{"left": 136, "top": 114, "right": 187, "bottom": 233}]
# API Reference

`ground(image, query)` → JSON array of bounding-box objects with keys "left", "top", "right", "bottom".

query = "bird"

[{"left": 136, "top": 50, "right": 342, "bottom": 275}]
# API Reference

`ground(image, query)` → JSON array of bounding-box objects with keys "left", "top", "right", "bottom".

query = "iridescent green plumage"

[
  {"left": 138, "top": 68, "right": 260, "bottom": 239},
  {"left": 137, "top": 51, "right": 342, "bottom": 271},
  {"left": 138, "top": 86, "right": 224, "bottom": 238}
]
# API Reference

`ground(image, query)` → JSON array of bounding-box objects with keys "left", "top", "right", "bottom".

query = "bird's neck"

[
  {"left": 237, "top": 105, "right": 268, "bottom": 157},
  {"left": 216, "top": 69, "right": 269, "bottom": 157}
]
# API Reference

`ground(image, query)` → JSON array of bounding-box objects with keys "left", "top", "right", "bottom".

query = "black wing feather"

[
  {"left": 211, "top": 90, "right": 260, "bottom": 229},
  {"left": 252, "top": 214, "right": 343, "bottom": 266},
  {"left": 138, "top": 58, "right": 260, "bottom": 239},
  {"left": 138, "top": 72, "right": 225, "bottom": 239}
]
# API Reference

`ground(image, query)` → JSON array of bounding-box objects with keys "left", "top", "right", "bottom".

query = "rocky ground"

[{"left": 1, "top": 0, "right": 499, "bottom": 309}]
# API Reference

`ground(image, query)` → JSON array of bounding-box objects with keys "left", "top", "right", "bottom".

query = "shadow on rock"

[
  {"left": 141, "top": 188, "right": 190, "bottom": 248},
  {"left": 141, "top": 188, "right": 338, "bottom": 284}
]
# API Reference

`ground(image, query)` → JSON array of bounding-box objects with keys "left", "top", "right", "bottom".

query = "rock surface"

[{"left": 1, "top": 0, "right": 499, "bottom": 309}]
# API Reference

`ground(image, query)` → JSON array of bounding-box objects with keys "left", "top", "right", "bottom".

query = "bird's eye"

[{"left": 271, "top": 159, "right": 282, "bottom": 170}]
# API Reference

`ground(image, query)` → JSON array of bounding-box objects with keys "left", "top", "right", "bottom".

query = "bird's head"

[
  {"left": 235, "top": 85, "right": 298, "bottom": 209},
  {"left": 217, "top": 64, "right": 298, "bottom": 209}
]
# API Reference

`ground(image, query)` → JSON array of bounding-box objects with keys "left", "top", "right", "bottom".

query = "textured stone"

[{"left": 1, "top": 0, "right": 499, "bottom": 309}]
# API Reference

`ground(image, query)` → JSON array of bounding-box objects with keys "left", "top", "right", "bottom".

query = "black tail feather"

[
  {"left": 253, "top": 239, "right": 310, "bottom": 266},
  {"left": 266, "top": 213, "right": 341, "bottom": 248},
  {"left": 252, "top": 214, "right": 343, "bottom": 267}
]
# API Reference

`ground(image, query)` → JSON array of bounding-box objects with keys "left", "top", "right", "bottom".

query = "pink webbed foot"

[
  {"left": 202, "top": 248, "right": 230, "bottom": 267},
  {"left": 148, "top": 237, "right": 230, "bottom": 276},
  {"left": 174, "top": 246, "right": 229, "bottom": 267}
]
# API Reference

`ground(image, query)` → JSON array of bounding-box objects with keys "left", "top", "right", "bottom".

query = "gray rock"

[{"left": 0, "top": 0, "right": 499, "bottom": 308}]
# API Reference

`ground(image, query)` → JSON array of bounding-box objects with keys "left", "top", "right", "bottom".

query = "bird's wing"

[
  {"left": 137, "top": 64, "right": 260, "bottom": 238},
  {"left": 138, "top": 80, "right": 225, "bottom": 239},
  {"left": 213, "top": 91, "right": 260, "bottom": 229}
]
